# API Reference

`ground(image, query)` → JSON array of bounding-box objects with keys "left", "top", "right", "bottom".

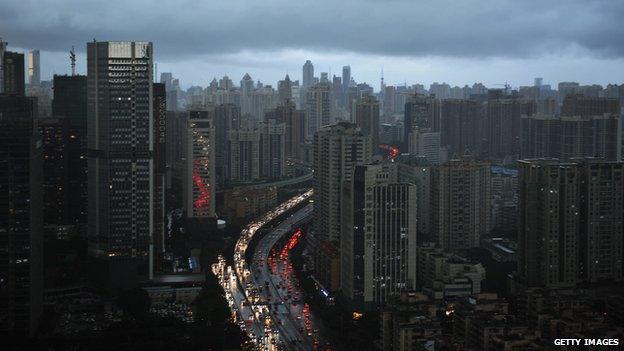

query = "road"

[
  {"left": 212, "top": 189, "right": 314, "bottom": 351},
  {"left": 248, "top": 204, "right": 328, "bottom": 350}
]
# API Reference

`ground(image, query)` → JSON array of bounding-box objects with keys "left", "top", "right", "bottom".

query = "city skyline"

[{"left": 2, "top": 0, "right": 624, "bottom": 88}]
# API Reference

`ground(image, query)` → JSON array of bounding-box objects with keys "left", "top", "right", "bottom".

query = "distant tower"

[
  {"left": 28, "top": 49, "right": 40, "bottom": 86},
  {"left": 302, "top": 60, "right": 314, "bottom": 88},
  {"left": 342, "top": 65, "right": 351, "bottom": 92},
  {"left": 69, "top": 47, "right": 76, "bottom": 76}
]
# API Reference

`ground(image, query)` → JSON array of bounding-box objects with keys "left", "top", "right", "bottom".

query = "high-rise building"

[
  {"left": 486, "top": 97, "right": 536, "bottom": 160},
  {"left": 0, "top": 94, "right": 43, "bottom": 336},
  {"left": 51, "top": 74, "right": 88, "bottom": 235},
  {"left": 277, "top": 74, "right": 292, "bottom": 103},
  {"left": 403, "top": 94, "right": 439, "bottom": 149},
  {"left": 341, "top": 162, "right": 417, "bottom": 307},
  {"left": 27, "top": 50, "right": 40, "bottom": 86},
  {"left": 0, "top": 38, "right": 5, "bottom": 93},
  {"left": 214, "top": 103, "right": 241, "bottom": 184},
  {"left": 561, "top": 94, "right": 620, "bottom": 117},
  {"left": 240, "top": 73, "right": 254, "bottom": 116},
  {"left": 87, "top": 41, "right": 154, "bottom": 291},
  {"left": 409, "top": 127, "right": 444, "bottom": 164},
  {"left": 440, "top": 99, "right": 481, "bottom": 157},
  {"left": 2, "top": 50, "right": 25, "bottom": 95},
  {"left": 152, "top": 83, "right": 166, "bottom": 270},
  {"left": 305, "top": 82, "right": 333, "bottom": 137},
  {"left": 558, "top": 82, "right": 579, "bottom": 103},
  {"left": 313, "top": 122, "right": 372, "bottom": 244},
  {"left": 521, "top": 113, "right": 621, "bottom": 161},
  {"left": 342, "top": 65, "right": 351, "bottom": 93},
  {"left": 431, "top": 158, "right": 491, "bottom": 251},
  {"left": 354, "top": 95, "right": 380, "bottom": 149},
  {"left": 302, "top": 60, "right": 314, "bottom": 88},
  {"left": 259, "top": 119, "right": 286, "bottom": 180},
  {"left": 228, "top": 127, "right": 260, "bottom": 182},
  {"left": 268, "top": 101, "right": 307, "bottom": 161},
  {"left": 518, "top": 158, "right": 623, "bottom": 287},
  {"left": 185, "top": 110, "right": 216, "bottom": 219}
]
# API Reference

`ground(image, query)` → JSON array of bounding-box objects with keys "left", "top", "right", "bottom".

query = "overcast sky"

[{"left": 2, "top": 0, "right": 623, "bottom": 90}]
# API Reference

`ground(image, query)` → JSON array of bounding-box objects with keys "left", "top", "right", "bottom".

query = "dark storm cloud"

[{"left": 1, "top": 0, "right": 623, "bottom": 59}]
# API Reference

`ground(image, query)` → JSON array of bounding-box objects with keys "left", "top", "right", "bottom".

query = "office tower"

[
  {"left": 521, "top": 113, "right": 621, "bottom": 161},
  {"left": 383, "top": 86, "right": 396, "bottom": 116},
  {"left": 305, "top": 82, "right": 333, "bottom": 137},
  {"left": 0, "top": 94, "right": 43, "bottom": 336},
  {"left": 240, "top": 73, "right": 254, "bottom": 116},
  {"left": 87, "top": 41, "right": 154, "bottom": 291},
  {"left": 342, "top": 65, "right": 351, "bottom": 93},
  {"left": 152, "top": 83, "right": 166, "bottom": 270},
  {"left": 440, "top": 99, "right": 481, "bottom": 157},
  {"left": 409, "top": 127, "right": 444, "bottom": 164},
  {"left": 341, "top": 162, "right": 417, "bottom": 307},
  {"left": 431, "top": 157, "right": 491, "bottom": 251},
  {"left": 302, "top": 60, "right": 314, "bottom": 88},
  {"left": 27, "top": 50, "right": 40, "bottom": 86},
  {"left": 160, "top": 72, "right": 172, "bottom": 90},
  {"left": 51, "top": 75, "right": 88, "bottom": 235},
  {"left": 185, "top": 110, "right": 216, "bottom": 218},
  {"left": 397, "top": 156, "right": 432, "bottom": 240},
  {"left": 313, "top": 122, "right": 372, "bottom": 243},
  {"left": 2, "top": 50, "right": 25, "bottom": 95},
  {"left": 486, "top": 97, "right": 536, "bottom": 159},
  {"left": 354, "top": 94, "right": 380, "bottom": 149},
  {"left": 403, "top": 94, "right": 440, "bottom": 149},
  {"left": 269, "top": 101, "right": 307, "bottom": 161},
  {"left": 258, "top": 119, "right": 286, "bottom": 179},
  {"left": 518, "top": 159, "right": 623, "bottom": 287},
  {"left": 332, "top": 75, "right": 343, "bottom": 108},
  {"left": 228, "top": 127, "right": 260, "bottom": 182},
  {"left": 213, "top": 103, "right": 240, "bottom": 184},
  {"left": 278, "top": 74, "right": 292, "bottom": 103}
]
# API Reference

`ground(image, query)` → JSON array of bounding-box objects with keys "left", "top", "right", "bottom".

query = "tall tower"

[
  {"left": 518, "top": 158, "right": 623, "bottom": 287},
  {"left": 431, "top": 157, "right": 491, "bottom": 251},
  {"left": 341, "top": 162, "right": 417, "bottom": 307},
  {"left": 313, "top": 122, "right": 372, "bottom": 244},
  {"left": 87, "top": 41, "right": 154, "bottom": 291},
  {"left": 185, "top": 110, "right": 216, "bottom": 218},
  {"left": 305, "top": 82, "right": 332, "bottom": 137},
  {"left": 354, "top": 94, "right": 380, "bottom": 148},
  {"left": 302, "top": 60, "right": 314, "bottom": 88},
  {"left": 27, "top": 49, "right": 40, "bottom": 86},
  {"left": 342, "top": 65, "right": 351, "bottom": 93},
  {"left": 0, "top": 94, "right": 43, "bottom": 336}
]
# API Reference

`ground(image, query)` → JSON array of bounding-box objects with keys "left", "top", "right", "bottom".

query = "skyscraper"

[
  {"left": 214, "top": 103, "right": 241, "bottom": 184},
  {"left": 354, "top": 94, "right": 380, "bottom": 149},
  {"left": 486, "top": 97, "right": 536, "bottom": 160},
  {"left": 268, "top": 101, "right": 306, "bottom": 161},
  {"left": 228, "top": 127, "right": 260, "bottom": 182},
  {"left": 27, "top": 50, "right": 40, "bottom": 86},
  {"left": 431, "top": 157, "right": 491, "bottom": 251},
  {"left": 2, "top": 50, "right": 25, "bottom": 95},
  {"left": 258, "top": 119, "right": 286, "bottom": 180},
  {"left": 305, "top": 82, "right": 333, "bottom": 137},
  {"left": 518, "top": 158, "right": 623, "bottom": 287},
  {"left": 87, "top": 41, "right": 154, "bottom": 291},
  {"left": 403, "top": 94, "right": 439, "bottom": 149},
  {"left": 152, "top": 83, "right": 166, "bottom": 271},
  {"left": 342, "top": 65, "right": 351, "bottom": 93},
  {"left": 302, "top": 60, "right": 314, "bottom": 88},
  {"left": 0, "top": 94, "right": 43, "bottom": 336},
  {"left": 185, "top": 110, "right": 216, "bottom": 218},
  {"left": 313, "top": 122, "right": 372, "bottom": 244},
  {"left": 440, "top": 99, "right": 481, "bottom": 157},
  {"left": 277, "top": 74, "right": 292, "bottom": 103},
  {"left": 0, "top": 38, "right": 5, "bottom": 93},
  {"left": 341, "top": 162, "right": 417, "bottom": 307}
]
